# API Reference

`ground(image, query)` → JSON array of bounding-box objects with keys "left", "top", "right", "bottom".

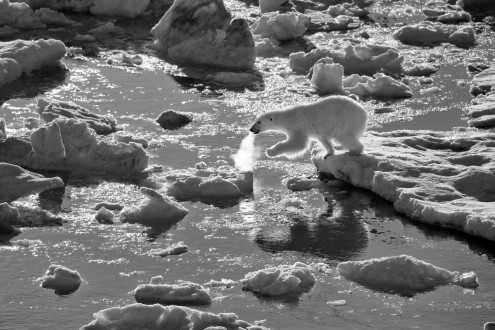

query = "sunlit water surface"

[{"left": 1, "top": 2, "right": 495, "bottom": 329}]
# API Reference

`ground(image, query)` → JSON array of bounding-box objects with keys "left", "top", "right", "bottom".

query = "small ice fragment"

[
  {"left": 327, "top": 300, "right": 347, "bottom": 306},
  {"left": 40, "top": 264, "right": 82, "bottom": 295}
]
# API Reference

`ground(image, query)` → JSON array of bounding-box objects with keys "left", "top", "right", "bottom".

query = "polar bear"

[{"left": 249, "top": 95, "right": 367, "bottom": 158}]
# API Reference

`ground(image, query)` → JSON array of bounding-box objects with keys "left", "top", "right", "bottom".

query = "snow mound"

[
  {"left": 0, "top": 162, "right": 64, "bottom": 203},
  {"left": 0, "top": 119, "right": 148, "bottom": 177},
  {"left": 133, "top": 276, "right": 211, "bottom": 305},
  {"left": 251, "top": 12, "right": 310, "bottom": 41},
  {"left": 337, "top": 255, "right": 478, "bottom": 294},
  {"left": 40, "top": 264, "right": 82, "bottom": 295},
  {"left": 163, "top": 164, "right": 253, "bottom": 203},
  {"left": 312, "top": 130, "right": 495, "bottom": 241},
  {"left": 120, "top": 187, "right": 188, "bottom": 227},
  {"left": 393, "top": 21, "right": 475, "bottom": 47},
  {"left": 80, "top": 303, "right": 264, "bottom": 330},
  {"left": 241, "top": 262, "right": 315, "bottom": 296},
  {"left": 37, "top": 98, "right": 118, "bottom": 135},
  {"left": 0, "top": 39, "right": 66, "bottom": 86},
  {"left": 290, "top": 42, "right": 403, "bottom": 75}
]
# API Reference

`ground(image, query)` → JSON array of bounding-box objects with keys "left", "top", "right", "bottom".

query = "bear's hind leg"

[
  {"left": 266, "top": 132, "right": 309, "bottom": 158},
  {"left": 340, "top": 134, "right": 364, "bottom": 156}
]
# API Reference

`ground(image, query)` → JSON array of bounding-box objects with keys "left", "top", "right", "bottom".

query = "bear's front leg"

[{"left": 266, "top": 132, "right": 309, "bottom": 158}]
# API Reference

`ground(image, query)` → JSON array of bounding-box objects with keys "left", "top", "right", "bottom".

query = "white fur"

[{"left": 250, "top": 95, "right": 367, "bottom": 158}]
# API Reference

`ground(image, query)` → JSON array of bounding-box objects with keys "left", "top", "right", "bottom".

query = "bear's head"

[{"left": 249, "top": 112, "right": 275, "bottom": 134}]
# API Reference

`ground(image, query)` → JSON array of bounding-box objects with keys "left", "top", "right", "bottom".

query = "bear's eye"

[
  {"left": 257, "top": 121, "right": 261, "bottom": 124},
  {"left": 269, "top": 117, "right": 273, "bottom": 121}
]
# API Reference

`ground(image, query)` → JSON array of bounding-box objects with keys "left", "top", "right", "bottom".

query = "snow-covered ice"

[
  {"left": 133, "top": 276, "right": 211, "bottom": 305},
  {"left": 0, "top": 39, "right": 66, "bottom": 86},
  {"left": 149, "top": 241, "right": 189, "bottom": 257},
  {"left": 241, "top": 262, "right": 316, "bottom": 296},
  {"left": 80, "top": 303, "right": 264, "bottom": 330},
  {"left": 337, "top": 255, "right": 478, "bottom": 294},
  {"left": 393, "top": 21, "right": 475, "bottom": 47},
  {"left": 312, "top": 130, "right": 495, "bottom": 241},
  {"left": 120, "top": 187, "right": 188, "bottom": 227},
  {"left": 251, "top": 12, "right": 310, "bottom": 41},
  {"left": 40, "top": 264, "right": 82, "bottom": 295}
]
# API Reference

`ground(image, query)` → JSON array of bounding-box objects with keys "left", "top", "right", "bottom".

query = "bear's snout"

[{"left": 250, "top": 124, "right": 259, "bottom": 134}]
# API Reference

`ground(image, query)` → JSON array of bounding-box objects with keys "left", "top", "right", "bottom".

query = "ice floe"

[
  {"left": 470, "top": 66, "right": 495, "bottom": 96},
  {"left": 88, "top": 21, "right": 124, "bottom": 35},
  {"left": 241, "top": 262, "right": 315, "bottom": 296},
  {"left": 37, "top": 99, "right": 118, "bottom": 135},
  {"left": 0, "top": 0, "right": 73, "bottom": 28},
  {"left": 0, "top": 39, "right": 66, "bottom": 86},
  {"left": 95, "top": 207, "right": 114, "bottom": 224},
  {"left": 289, "top": 42, "right": 403, "bottom": 75},
  {"left": 251, "top": 12, "right": 310, "bottom": 41},
  {"left": 133, "top": 276, "right": 212, "bottom": 305},
  {"left": 40, "top": 264, "right": 82, "bottom": 295},
  {"left": 393, "top": 21, "right": 475, "bottom": 47},
  {"left": 0, "top": 119, "right": 148, "bottom": 177},
  {"left": 151, "top": 0, "right": 255, "bottom": 70},
  {"left": 312, "top": 130, "right": 495, "bottom": 241},
  {"left": 162, "top": 164, "right": 254, "bottom": 203},
  {"left": 119, "top": 187, "right": 188, "bottom": 227},
  {"left": 285, "top": 176, "right": 321, "bottom": 191},
  {"left": 0, "top": 162, "right": 64, "bottom": 203},
  {"left": 337, "top": 255, "right": 478, "bottom": 294},
  {"left": 465, "top": 102, "right": 495, "bottom": 128},
  {"left": 149, "top": 241, "right": 188, "bottom": 257},
  {"left": 80, "top": 303, "right": 265, "bottom": 330}
]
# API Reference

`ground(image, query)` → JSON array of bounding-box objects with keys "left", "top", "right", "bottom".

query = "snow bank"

[
  {"left": 251, "top": 12, "right": 310, "bottom": 41},
  {"left": 133, "top": 276, "right": 211, "bottom": 305},
  {"left": 164, "top": 164, "right": 254, "bottom": 203},
  {"left": 0, "top": 162, "right": 64, "bottom": 203},
  {"left": 393, "top": 21, "right": 475, "bottom": 47},
  {"left": 337, "top": 255, "right": 478, "bottom": 294},
  {"left": 149, "top": 241, "right": 188, "bottom": 257},
  {"left": 40, "top": 264, "right": 82, "bottom": 295},
  {"left": 289, "top": 42, "right": 403, "bottom": 75},
  {"left": 0, "top": 119, "right": 148, "bottom": 177},
  {"left": 151, "top": 0, "right": 255, "bottom": 70},
  {"left": 312, "top": 130, "right": 495, "bottom": 241},
  {"left": 80, "top": 303, "right": 264, "bottom": 330},
  {"left": 120, "top": 187, "right": 188, "bottom": 227},
  {"left": 90, "top": 0, "right": 150, "bottom": 18},
  {"left": 37, "top": 99, "right": 117, "bottom": 135},
  {"left": 0, "top": 39, "right": 66, "bottom": 87},
  {"left": 241, "top": 262, "right": 315, "bottom": 296}
]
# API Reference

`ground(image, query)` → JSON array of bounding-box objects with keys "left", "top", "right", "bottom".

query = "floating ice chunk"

[
  {"left": 149, "top": 241, "right": 189, "bottom": 257},
  {"left": 241, "top": 262, "right": 316, "bottom": 296},
  {"left": 393, "top": 21, "right": 475, "bottom": 47},
  {"left": 338, "top": 255, "right": 479, "bottom": 294},
  {"left": 120, "top": 187, "right": 188, "bottom": 227},
  {"left": 40, "top": 264, "right": 82, "bottom": 295},
  {"left": 12, "top": 238, "right": 42, "bottom": 247},
  {"left": 95, "top": 207, "right": 114, "bottom": 224},
  {"left": 88, "top": 22, "right": 124, "bottom": 35},
  {"left": 93, "top": 202, "right": 123, "bottom": 211},
  {"left": 74, "top": 34, "right": 96, "bottom": 43},
  {"left": 80, "top": 303, "right": 261, "bottom": 330},
  {"left": 456, "top": 271, "right": 479, "bottom": 288},
  {"left": 133, "top": 277, "right": 212, "bottom": 305},
  {"left": 0, "top": 163, "right": 64, "bottom": 203},
  {"left": 0, "top": 39, "right": 66, "bottom": 87},
  {"left": 113, "top": 134, "right": 148, "bottom": 148},
  {"left": 90, "top": 0, "right": 150, "bottom": 18},
  {"left": 0, "top": 202, "right": 20, "bottom": 232},
  {"left": 34, "top": 8, "right": 75, "bottom": 25},
  {"left": 310, "top": 59, "right": 345, "bottom": 95},
  {"left": 420, "top": 86, "right": 441, "bottom": 94},
  {"left": 204, "top": 278, "right": 238, "bottom": 288},
  {"left": 285, "top": 176, "right": 321, "bottom": 191},
  {"left": 403, "top": 63, "right": 438, "bottom": 76},
  {"left": 327, "top": 300, "right": 347, "bottom": 306},
  {"left": 37, "top": 98, "right": 118, "bottom": 135},
  {"left": 205, "top": 71, "right": 261, "bottom": 87},
  {"left": 438, "top": 11, "right": 471, "bottom": 23},
  {"left": 251, "top": 12, "right": 310, "bottom": 41},
  {"left": 255, "top": 37, "right": 283, "bottom": 57},
  {"left": 164, "top": 164, "right": 253, "bottom": 203},
  {"left": 344, "top": 73, "right": 413, "bottom": 98},
  {"left": 106, "top": 51, "right": 143, "bottom": 66}
]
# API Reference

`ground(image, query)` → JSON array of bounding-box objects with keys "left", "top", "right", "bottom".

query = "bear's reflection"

[{"left": 255, "top": 186, "right": 373, "bottom": 261}]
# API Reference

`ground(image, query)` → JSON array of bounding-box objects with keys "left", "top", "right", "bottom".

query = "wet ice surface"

[{"left": 1, "top": 1, "right": 495, "bottom": 329}]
